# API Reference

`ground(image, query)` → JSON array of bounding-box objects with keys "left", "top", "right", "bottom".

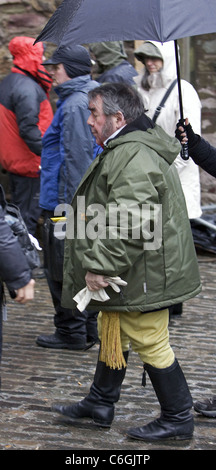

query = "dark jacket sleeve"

[
  {"left": 0, "top": 205, "right": 31, "bottom": 291},
  {"left": 14, "top": 77, "right": 43, "bottom": 156},
  {"left": 189, "top": 136, "right": 216, "bottom": 178}
]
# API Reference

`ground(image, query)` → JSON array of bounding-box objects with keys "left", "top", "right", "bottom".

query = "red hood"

[
  {"left": 9, "top": 36, "right": 52, "bottom": 94},
  {"left": 9, "top": 36, "right": 44, "bottom": 76}
]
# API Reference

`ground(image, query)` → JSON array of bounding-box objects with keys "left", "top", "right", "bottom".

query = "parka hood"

[
  {"left": 89, "top": 41, "right": 128, "bottom": 72},
  {"left": 9, "top": 37, "right": 44, "bottom": 77},
  {"left": 134, "top": 41, "right": 163, "bottom": 62},
  {"left": 134, "top": 40, "right": 178, "bottom": 88},
  {"left": 108, "top": 114, "right": 181, "bottom": 166},
  {"left": 9, "top": 36, "right": 52, "bottom": 94},
  {"left": 54, "top": 74, "right": 95, "bottom": 100}
]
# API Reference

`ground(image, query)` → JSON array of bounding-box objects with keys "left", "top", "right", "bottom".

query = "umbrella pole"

[
  {"left": 174, "top": 40, "right": 184, "bottom": 119},
  {"left": 174, "top": 40, "right": 189, "bottom": 160}
]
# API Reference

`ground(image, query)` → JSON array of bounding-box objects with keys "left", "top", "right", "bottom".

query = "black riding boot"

[
  {"left": 127, "top": 358, "right": 194, "bottom": 441},
  {"left": 52, "top": 351, "right": 129, "bottom": 427}
]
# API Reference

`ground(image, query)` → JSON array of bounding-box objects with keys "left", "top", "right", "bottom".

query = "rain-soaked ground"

[{"left": 0, "top": 251, "right": 216, "bottom": 462}]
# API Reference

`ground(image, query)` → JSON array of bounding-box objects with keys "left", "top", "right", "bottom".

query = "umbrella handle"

[
  {"left": 180, "top": 136, "right": 189, "bottom": 161},
  {"left": 174, "top": 40, "right": 189, "bottom": 160}
]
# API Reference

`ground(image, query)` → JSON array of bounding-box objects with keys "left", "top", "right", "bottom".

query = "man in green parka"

[{"left": 52, "top": 83, "right": 201, "bottom": 441}]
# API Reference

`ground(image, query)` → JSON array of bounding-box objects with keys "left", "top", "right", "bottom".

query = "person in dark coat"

[
  {"left": 176, "top": 118, "right": 216, "bottom": 178},
  {"left": 176, "top": 118, "right": 216, "bottom": 418},
  {"left": 0, "top": 185, "right": 35, "bottom": 385},
  {"left": 0, "top": 37, "right": 53, "bottom": 236}
]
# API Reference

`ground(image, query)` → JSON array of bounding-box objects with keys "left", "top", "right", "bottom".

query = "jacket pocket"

[{"left": 144, "top": 248, "right": 166, "bottom": 304}]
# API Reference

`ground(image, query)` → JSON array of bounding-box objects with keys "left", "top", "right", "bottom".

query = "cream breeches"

[{"left": 97, "top": 308, "right": 175, "bottom": 369}]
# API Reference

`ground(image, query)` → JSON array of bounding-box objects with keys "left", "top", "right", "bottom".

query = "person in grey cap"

[{"left": 36, "top": 44, "right": 100, "bottom": 351}]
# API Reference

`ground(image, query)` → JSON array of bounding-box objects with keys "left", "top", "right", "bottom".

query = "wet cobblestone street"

[{"left": 0, "top": 252, "right": 216, "bottom": 459}]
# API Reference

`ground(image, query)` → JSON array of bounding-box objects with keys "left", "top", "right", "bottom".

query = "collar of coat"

[{"left": 107, "top": 113, "right": 155, "bottom": 146}]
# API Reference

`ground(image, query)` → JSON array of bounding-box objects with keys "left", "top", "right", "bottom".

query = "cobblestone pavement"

[{"left": 0, "top": 253, "right": 216, "bottom": 456}]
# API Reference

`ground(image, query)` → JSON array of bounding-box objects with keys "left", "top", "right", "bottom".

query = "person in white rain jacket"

[{"left": 134, "top": 40, "right": 202, "bottom": 221}]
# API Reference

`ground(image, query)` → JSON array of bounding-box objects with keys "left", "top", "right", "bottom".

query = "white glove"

[
  {"left": 29, "top": 234, "right": 42, "bottom": 251},
  {"left": 73, "top": 276, "right": 127, "bottom": 312}
]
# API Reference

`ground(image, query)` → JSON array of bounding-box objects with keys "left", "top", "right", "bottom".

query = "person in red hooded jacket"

[{"left": 0, "top": 37, "right": 53, "bottom": 235}]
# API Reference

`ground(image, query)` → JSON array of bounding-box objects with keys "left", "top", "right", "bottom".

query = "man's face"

[
  {"left": 87, "top": 95, "right": 118, "bottom": 147},
  {"left": 48, "top": 63, "right": 70, "bottom": 86}
]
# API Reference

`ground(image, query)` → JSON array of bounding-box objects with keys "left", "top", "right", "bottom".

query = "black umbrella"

[{"left": 35, "top": 0, "right": 216, "bottom": 158}]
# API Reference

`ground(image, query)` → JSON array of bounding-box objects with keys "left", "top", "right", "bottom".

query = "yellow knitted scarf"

[{"left": 99, "top": 311, "right": 127, "bottom": 369}]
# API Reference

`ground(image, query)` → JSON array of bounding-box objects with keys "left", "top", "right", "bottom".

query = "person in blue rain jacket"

[{"left": 37, "top": 45, "right": 101, "bottom": 351}]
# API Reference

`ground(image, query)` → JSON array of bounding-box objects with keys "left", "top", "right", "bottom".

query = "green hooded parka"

[{"left": 61, "top": 121, "right": 201, "bottom": 313}]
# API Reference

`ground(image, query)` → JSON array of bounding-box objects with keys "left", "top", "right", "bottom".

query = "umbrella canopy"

[
  {"left": 36, "top": 0, "right": 216, "bottom": 46},
  {"left": 35, "top": 0, "right": 216, "bottom": 159}
]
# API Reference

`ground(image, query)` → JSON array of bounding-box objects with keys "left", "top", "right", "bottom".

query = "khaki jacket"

[{"left": 62, "top": 122, "right": 201, "bottom": 312}]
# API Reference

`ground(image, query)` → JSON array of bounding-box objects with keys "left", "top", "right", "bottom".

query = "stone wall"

[
  {"left": 0, "top": 1, "right": 63, "bottom": 80},
  {"left": 192, "top": 34, "right": 216, "bottom": 205}
]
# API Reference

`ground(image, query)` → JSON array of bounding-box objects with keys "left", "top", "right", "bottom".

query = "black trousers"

[
  {"left": 9, "top": 173, "right": 42, "bottom": 235},
  {"left": 42, "top": 210, "right": 98, "bottom": 344},
  {"left": 45, "top": 271, "right": 98, "bottom": 343}
]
